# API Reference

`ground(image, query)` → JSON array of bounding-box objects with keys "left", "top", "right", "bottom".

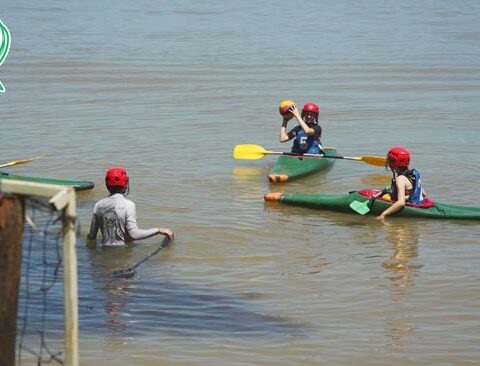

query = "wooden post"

[
  {"left": 62, "top": 188, "right": 79, "bottom": 366},
  {"left": 0, "top": 195, "right": 24, "bottom": 366}
]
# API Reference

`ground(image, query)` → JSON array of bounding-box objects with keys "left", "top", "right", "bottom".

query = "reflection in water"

[
  {"left": 84, "top": 246, "right": 138, "bottom": 333},
  {"left": 232, "top": 166, "right": 270, "bottom": 205},
  {"left": 382, "top": 221, "right": 422, "bottom": 276},
  {"left": 81, "top": 245, "right": 302, "bottom": 338},
  {"left": 232, "top": 166, "right": 265, "bottom": 179},
  {"left": 232, "top": 166, "right": 266, "bottom": 186},
  {"left": 102, "top": 278, "right": 132, "bottom": 333},
  {"left": 381, "top": 220, "right": 423, "bottom": 355},
  {"left": 360, "top": 173, "right": 391, "bottom": 187}
]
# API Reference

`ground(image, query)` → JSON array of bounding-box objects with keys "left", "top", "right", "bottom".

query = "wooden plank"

[
  {"left": 0, "top": 195, "right": 24, "bottom": 366},
  {"left": 0, "top": 180, "right": 65, "bottom": 201},
  {"left": 63, "top": 188, "right": 78, "bottom": 366}
]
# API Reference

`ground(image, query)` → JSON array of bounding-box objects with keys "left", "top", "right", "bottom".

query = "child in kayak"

[
  {"left": 86, "top": 167, "right": 174, "bottom": 248},
  {"left": 279, "top": 102, "right": 324, "bottom": 155},
  {"left": 377, "top": 147, "right": 427, "bottom": 220}
]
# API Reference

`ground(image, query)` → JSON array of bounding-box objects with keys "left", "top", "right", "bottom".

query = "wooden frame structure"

[{"left": 0, "top": 179, "right": 79, "bottom": 366}]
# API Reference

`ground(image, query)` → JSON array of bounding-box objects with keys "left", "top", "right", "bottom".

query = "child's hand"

[
  {"left": 290, "top": 105, "right": 301, "bottom": 118},
  {"left": 158, "top": 228, "right": 174, "bottom": 241}
]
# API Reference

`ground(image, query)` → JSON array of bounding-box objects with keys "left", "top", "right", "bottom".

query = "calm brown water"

[{"left": 2, "top": 1, "right": 480, "bottom": 365}]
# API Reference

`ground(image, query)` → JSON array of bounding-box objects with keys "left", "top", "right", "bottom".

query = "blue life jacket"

[
  {"left": 291, "top": 129, "right": 321, "bottom": 154},
  {"left": 392, "top": 169, "right": 424, "bottom": 204}
]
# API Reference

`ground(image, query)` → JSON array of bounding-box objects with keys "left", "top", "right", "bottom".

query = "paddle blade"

[
  {"left": 361, "top": 156, "right": 387, "bottom": 167},
  {"left": 349, "top": 200, "right": 371, "bottom": 215},
  {"left": 112, "top": 268, "right": 136, "bottom": 279},
  {"left": 0, "top": 154, "right": 45, "bottom": 169},
  {"left": 233, "top": 144, "right": 268, "bottom": 160}
]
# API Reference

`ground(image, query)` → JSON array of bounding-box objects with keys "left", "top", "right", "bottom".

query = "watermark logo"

[{"left": 0, "top": 19, "right": 11, "bottom": 93}]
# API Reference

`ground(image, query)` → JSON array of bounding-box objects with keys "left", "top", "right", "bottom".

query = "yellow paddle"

[
  {"left": 233, "top": 144, "right": 386, "bottom": 167},
  {"left": 0, "top": 154, "right": 45, "bottom": 169}
]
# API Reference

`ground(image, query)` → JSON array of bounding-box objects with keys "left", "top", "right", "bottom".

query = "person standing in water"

[{"left": 86, "top": 167, "right": 174, "bottom": 248}]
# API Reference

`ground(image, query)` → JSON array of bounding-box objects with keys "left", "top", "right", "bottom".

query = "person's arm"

[
  {"left": 128, "top": 225, "right": 174, "bottom": 241},
  {"left": 86, "top": 213, "right": 99, "bottom": 249},
  {"left": 291, "top": 105, "right": 315, "bottom": 135},
  {"left": 377, "top": 176, "right": 408, "bottom": 219},
  {"left": 313, "top": 125, "right": 325, "bottom": 154},
  {"left": 279, "top": 114, "right": 294, "bottom": 142},
  {"left": 126, "top": 203, "right": 174, "bottom": 241}
]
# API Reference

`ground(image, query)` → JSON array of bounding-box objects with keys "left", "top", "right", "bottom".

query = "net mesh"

[{"left": 16, "top": 196, "right": 77, "bottom": 366}]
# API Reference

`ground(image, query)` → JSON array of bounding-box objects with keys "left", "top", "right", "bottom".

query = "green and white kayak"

[
  {"left": 264, "top": 189, "right": 480, "bottom": 220},
  {"left": 0, "top": 172, "right": 95, "bottom": 191},
  {"left": 268, "top": 147, "right": 337, "bottom": 184}
]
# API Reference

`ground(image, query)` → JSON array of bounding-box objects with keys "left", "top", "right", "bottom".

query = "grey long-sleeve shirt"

[{"left": 87, "top": 193, "right": 159, "bottom": 246}]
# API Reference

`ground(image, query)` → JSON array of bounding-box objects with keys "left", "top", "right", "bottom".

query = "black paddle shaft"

[
  {"left": 282, "top": 152, "right": 361, "bottom": 161},
  {"left": 369, "top": 188, "right": 391, "bottom": 208},
  {"left": 112, "top": 237, "right": 172, "bottom": 279}
]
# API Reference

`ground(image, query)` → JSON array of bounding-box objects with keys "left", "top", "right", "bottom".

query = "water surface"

[{"left": 2, "top": 1, "right": 480, "bottom": 365}]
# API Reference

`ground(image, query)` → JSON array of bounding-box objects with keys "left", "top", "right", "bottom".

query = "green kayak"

[
  {"left": 264, "top": 189, "right": 480, "bottom": 220},
  {"left": 0, "top": 172, "right": 95, "bottom": 191},
  {"left": 268, "top": 147, "right": 337, "bottom": 184}
]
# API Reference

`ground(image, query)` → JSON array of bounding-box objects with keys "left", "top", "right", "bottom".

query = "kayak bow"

[{"left": 268, "top": 147, "right": 337, "bottom": 184}]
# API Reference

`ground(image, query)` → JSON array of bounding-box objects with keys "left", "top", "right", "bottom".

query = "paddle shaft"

[
  {"left": 274, "top": 151, "right": 386, "bottom": 166},
  {"left": 270, "top": 151, "right": 364, "bottom": 162},
  {"left": 366, "top": 189, "right": 388, "bottom": 208},
  {"left": 130, "top": 237, "right": 171, "bottom": 271},
  {"left": 233, "top": 144, "right": 386, "bottom": 166},
  {"left": 112, "top": 236, "right": 172, "bottom": 278},
  {"left": 0, "top": 154, "right": 45, "bottom": 169}
]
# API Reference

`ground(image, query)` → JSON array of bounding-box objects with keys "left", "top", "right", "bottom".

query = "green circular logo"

[{"left": 0, "top": 19, "right": 12, "bottom": 93}]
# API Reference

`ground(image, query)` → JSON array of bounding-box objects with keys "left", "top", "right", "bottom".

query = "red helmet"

[
  {"left": 301, "top": 102, "right": 320, "bottom": 123},
  {"left": 387, "top": 147, "right": 410, "bottom": 168},
  {"left": 302, "top": 102, "right": 319, "bottom": 114},
  {"left": 105, "top": 167, "right": 129, "bottom": 191}
]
